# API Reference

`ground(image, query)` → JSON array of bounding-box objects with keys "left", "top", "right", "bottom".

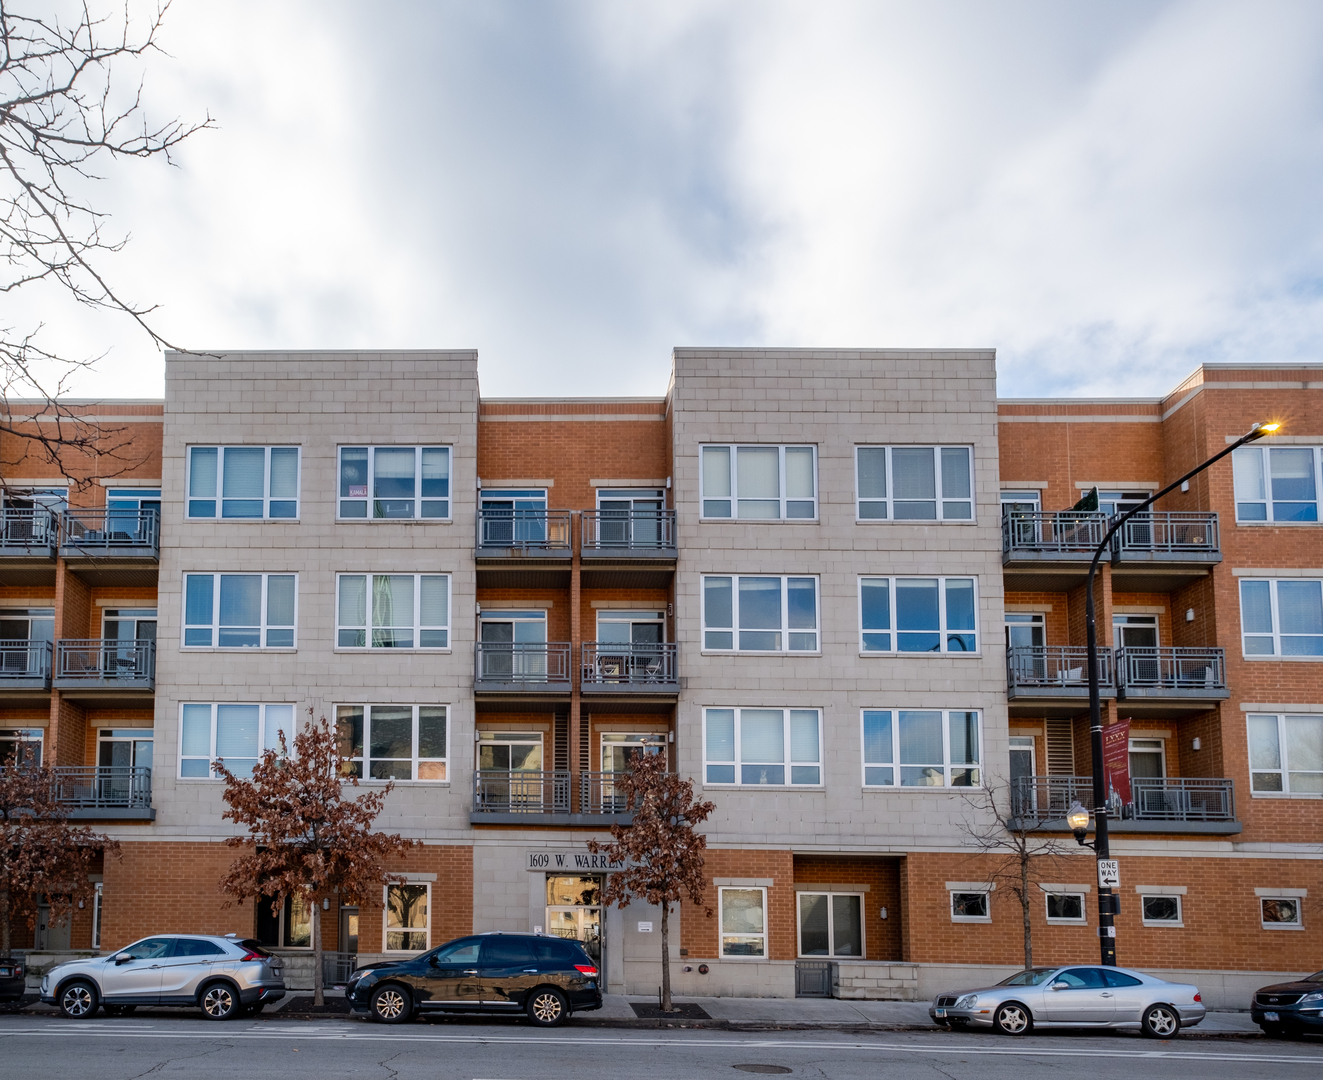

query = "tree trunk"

[
  {"left": 1021, "top": 847, "right": 1032, "bottom": 968},
  {"left": 660, "top": 900, "right": 672, "bottom": 1012},
  {"left": 312, "top": 895, "right": 324, "bottom": 1007},
  {"left": 0, "top": 884, "right": 9, "bottom": 958}
]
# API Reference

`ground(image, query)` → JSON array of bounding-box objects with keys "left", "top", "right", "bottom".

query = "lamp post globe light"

[{"left": 1081, "top": 421, "right": 1280, "bottom": 965}]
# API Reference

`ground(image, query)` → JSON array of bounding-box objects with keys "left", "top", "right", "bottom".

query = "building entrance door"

[
  {"left": 35, "top": 899, "right": 71, "bottom": 950},
  {"left": 546, "top": 874, "right": 603, "bottom": 970}
]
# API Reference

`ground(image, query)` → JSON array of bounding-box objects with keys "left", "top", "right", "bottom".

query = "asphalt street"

[{"left": 0, "top": 1015, "right": 1317, "bottom": 1080}]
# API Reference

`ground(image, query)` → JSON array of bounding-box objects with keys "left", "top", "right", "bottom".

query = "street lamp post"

[{"left": 1080, "top": 421, "right": 1279, "bottom": 965}]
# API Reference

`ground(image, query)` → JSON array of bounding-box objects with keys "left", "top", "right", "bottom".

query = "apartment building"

[{"left": 0, "top": 350, "right": 1318, "bottom": 1006}]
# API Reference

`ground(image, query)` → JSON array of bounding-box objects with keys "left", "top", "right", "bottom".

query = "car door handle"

[
  {"left": 463, "top": 969, "right": 479, "bottom": 975},
  {"left": 523, "top": 969, "right": 538, "bottom": 973},
  {"left": 1100, "top": 992, "right": 1113, "bottom": 997}
]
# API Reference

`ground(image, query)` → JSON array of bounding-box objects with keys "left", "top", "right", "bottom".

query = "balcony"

[
  {"left": 580, "top": 642, "right": 679, "bottom": 700},
  {"left": 1009, "top": 775, "right": 1240, "bottom": 834},
  {"left": 0, "top": 640, "right": 52, "bottom": 691},
  {"left": 475, "top": 508, "right": 573, "bottom": 588},
  {"left": 1006, "top": 645, "right": 1114, "bottom": 717},
  {"left": 1109, "top": 512, "right": 1221, "bottom": 591},
  {"left": 470, "top": 769, "right": 637, "bottom": 825},
  {"left": 473, "top": 642, "right": 571, "bottom": 697},
  {"left": 581, "top": 509, "right": 677, "bottom": 587},
  {"left": 1116, "top": 646, "right": 1228, "bottom": 717},
  {"left": 1001, "top": 511, "right": 1107, "bottom": 590},
  {"left": 0, "top": 508, "right": 57, "bottom": 558},
  {"left": 53, "top": 639, "right": 156, "bottom": 701},
  {"left": 59, "top": 509, "right": 160, "bottom": 587},
  {"left": 53, "top": 766, "right": 154, "bottom": 820}
]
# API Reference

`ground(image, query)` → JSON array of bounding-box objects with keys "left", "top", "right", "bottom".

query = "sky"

[{"left": 18, "top": 0, "right": 1323, "bottom": 401}]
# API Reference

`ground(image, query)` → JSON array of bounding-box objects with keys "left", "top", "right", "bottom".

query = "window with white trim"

[
  {"left": 338, "top": 446, "right": 451, "bottom": 520},
  {"left": 385, "top": 883, "right": 430, "bottom": 951},
  {"left": 703, "top": 575, "right": 819, "bottom": 652},
  {"left": 1247, "top": 713, "right": 1323, "bottom": 794},
  {"left": 719, "top": 887, "right": 767, "bottom": 957},
  {"left": 1044, "top": 892, "right": 1086, "bottom": 924},
  {"left": 1239, "top": 579, "right": 1323, "bottom": 657},
  {"left": 950, "top": 891, "right": 990, "bottom": 922},
  {"left": 700, "top": 445, "right": 817, "bottom": 520},
  {"left": 1141, "top": 895, "right": 1183, "bottom": 926},
  {"left": 0, "top": 727, "right": 42, "bottom": 766},
  {"left": 186, "top": 446, "right": 300, "bottom": 519},
  {"left": 1233, "top": 445, "right": 1322, "bottom": 522},
  {"left": 797, "top": 892, "right": 864, "bottom": 957},
  {"left": 335, "top": 704, "right": 448, "bottom": 781},
  {"left": 856, "top": 446, "right": 973, "bottom": 520},
  {"left": 704, "top": 708, "right": 822, "bottom": 786},
  {"left": 179, "top": 703, "right": 293, "bottom": 778},
  {"left": 336, "top": 574, "right": 450, "bottom": 648},
  {"left": 183, "top": 574, "right": 297, "bottom": 648},
  {"left": 859, "top": 576, "right": 978, "bottom": 653},
  {"left": 1261, "top": 896, "right": 1303, "bottom": 929},
  {"left": 861, "top": 709, "right": 981, "bottom": 787},
  {"left": 91, "top": 882, "right": 103, "bottom": 949}
]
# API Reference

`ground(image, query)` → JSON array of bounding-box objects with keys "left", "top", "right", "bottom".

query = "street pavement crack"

[{"left": 122, "top": 1038, "right": 232, "bottom": 1080}]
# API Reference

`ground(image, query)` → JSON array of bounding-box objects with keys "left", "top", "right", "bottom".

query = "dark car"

[
  {"left": 1251, "top": 970, "right": 1323, "bottom": 1037},
  {"left": 346, "top": 933, "right": 602, "bottom": 1027},
  {"left": 0, "top": 958, "right": 25, "bottom": 1004}
]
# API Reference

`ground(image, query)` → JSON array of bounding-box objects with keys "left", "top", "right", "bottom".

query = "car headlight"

[
  {"left": 955, "top": 994, "right": 978, "bottom": 1010},
  {"left": 1300, "top": 991, "right": 1323, "bottom": 1005}
]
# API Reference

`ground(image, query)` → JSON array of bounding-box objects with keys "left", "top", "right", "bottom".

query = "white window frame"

[
  {"left": 384, "top": 881, "right": 431, "bottom": 953},
  {"left": 91, "top": 882, "right": 103, "bottom": 950},
  {"left": 857, "top": 576, "right": 980, "bottom": 656},
  {"left": 181, "top": 573, "right": 298, "bottom": 649},
  {"left": 699, "top": 444, "right": 818, "bottom": 521},
  {"left": 718, "top": 886, "right": 768, "bottom": 958},
  {"left": 177, "top": 702, "right": 294, "bottom": 779},
  {"left": 950, "top": 890, "right": 991, "bottom": 923},
  {"left": 0, "top": 727, "right": 44, "bottom": 766},
  {"left": 185, "top": 446, "right": 301, "bottom": 520},
  {"left": 1043, "top": 892, "right": 1087, "bottom": 925},
  {"left": 336, "top": 573, "right": 451, "bottom": 650},
  {"left": 1239, "top": 579, "right": 1323, "bottom": 659},
  {"left": 795, "top": 890, "right": 866, "bottom": 958},
  {"left": 1260, "top": 895, "right": 1305, "bottom": 930},
  {"left": 855, "top": 445, "right": 975, "bottom": 522},
  {"left": 336, "top": 445, "right": 452, "bottom": 521},
  {"left": 703, "top": 707, "right": 823, "bottom": 788},
  {"left": 859, "top": 709, "right": 983, "bottom": 789},
  {"left": 701, "top": 575, "right": 820, "bottom": 654},
  {"left": 1140, "top": 894, "right": 1184, "bottom": 927},
  {"left": 1233, "top": 445, "right": 1323, "bottom": 524},
  {"left": 334, "top": 704, "right": 449, "bottom": 782},
  {"left": 1246, "top": 713, "right": 1323, "bottom": 796}
]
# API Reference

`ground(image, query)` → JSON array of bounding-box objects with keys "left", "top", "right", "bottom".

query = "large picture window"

[
  {"left": 1247, "top": 713, "right": 1323, "bottom": 794},
  {"left": 1233, "top": 445, "right": 1322, "bottom": 522},
  {"left": 1239, "top": 579, "right": 1323, "bottom": 657},
  {"left": 385, "top": 883, "right": 430, "bottom": 951},
  {"left": 797, "top": 892, "right": 863, "bottom": 957},
  {"left": 702, "top": 575, "right": 819, "bottom": 653},
  {"left": 719, "top": 887, "right": 767, "bottom": 957},
  {"left": 179, "top": 703, "right": 293, "bottom": 778},
  {"left": 856, "top": 446, "right": 973, "bottom": 521},
  {"left": 335, "top": 704, "right": 449, "bottom": 781},
  {"left": 859, "top": 576, "right": 978, "bottom": 654},
  {"left": 337, "top": 574, "right": 450, "bottom": 648},
  {"left": 861, "top": 709, "right": 981, "bottom": 787},
  {"left": 703, "top": 708, "right": 821, "bottom": 786},
  {"left": 338, "top": 446, "right": 451, "bottom": 520},
  {"left": 186, "top": 446, "right": 300, "bottom": 519},
  {"left": 183, "top": 574, "right": 296, "bottom": 648},
  {"left": 700, "top": 445, "right": 817, "bottom": 520}
]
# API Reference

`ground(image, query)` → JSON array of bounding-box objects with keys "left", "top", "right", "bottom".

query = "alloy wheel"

[
  {"left": 993, "top": 1003, "right": 1030, "bottom": 1035},
  {"left": 528, "top": 989, "right": 566, "bottom": 1026},
  {"left": 1142, "top": 1005, "right": 1179, "bottom": 1038},
  {"left": 60, "top": 983, "right": 96, "bottom": 1019},
  {"left": 202, "top": 985, "right": 236, "bottom": 1020},
  {"left": 372, "top": 986, "right": 409, "bottom": 1023}
]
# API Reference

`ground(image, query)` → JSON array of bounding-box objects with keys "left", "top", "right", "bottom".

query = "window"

[
  {"left": 861, "top": 709, "right": 981, "bottom": 787},
  {"left": 256, "top": 894, "right": 312, "bottom": 948},
  {"left": 1247, "top": 714, "right": 1323, "bottom": 794},
  {"left": 0, "top": 728, "right": 42, "bottom": 766},
  {"left": 701, "top": 445, "right": 817, "bottom": 520},
  {"left": 1045, "top": 893, "right": 1086, "bottom": 923},
  {"left": 1113, "top": 614, "right": 1158, "bottom": 650},
  {"left": 338, "top": 446, "right": 451, "bottom": 520},
  {"left": 859, "top": 577, "right": 977, "bottom": 654},
  {"left": 702, "top": 576, "right": 819, "bottom": 653},
  {"left": 950, "top": 892, "right": 990, "bottom": 921},
  {"left": 1240, "top": 579, "right": 1323, "bottom": 657},
  {"left": 1129, "top": 738, "right": 1166, "bottom": 780},
  {"left": 335, "top": 705, "right": 448, "bottom": 781},
  {"left": 337, "top": 574, "right": 450, "bottom": 648},
  {"left": 183, "top": 574, "right": 296, "bottom": 648},
  {"left": 178, "top": 703, "right": 293, "bottom": 778},
  {"left": 1234, "top": 445, "right": 1322, "bottom": 522},
  {"left": 1141, "top": 895, "right": 1183, "bottom": 926},
  {"left": 856, "top": 446, "right": 973, "bottom": 520},
  {"left": 186, "top": 446, "right": 300, "bottom": 519},
  {"left": 704, "top": 708, "right": 822, "bottom": 786},
  {"left": 385, "top": 883, "right": 430, "bottom": 951},
  {"left": 477, "top": 731, "right": 543, "bottom": 772},
  {"left": 91, "top": 883, "right": 103, "bottom": 950},
  {"left": 797, "top": 892, "right": 863, "bottom": 957},
  {"left": 2, "top": 487, "right": 67, "bottom": 514},
  {"left": 1261, "top": 896, "right": 1303, "bottom": 929},
  {"left": 718, "top": 887, "right": 766, "bottom": 957},
  {"left": 596, "top": 610, "right": 664, "bottom": 644}
]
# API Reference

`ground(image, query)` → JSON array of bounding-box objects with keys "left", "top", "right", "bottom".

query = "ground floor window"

[
  {"left": 950, "top": 891, "right": 990, "bottom": 922},
  {"left": 385, "top": 883, "right": 430, "bottom": 952},
  {"left": 797, "top": 892, "right": 863, "bottom": 957},
  {"left": 1261, "top": 895, "right": 1303, "bottom": 929},
  {"left": 546, "top": 875, "right": 603, "bottom": 965},
  {"left": 1140, "top": 895, "right": 1183, "bottom": 927},
  {"left": 91, "top": 883, "right": 103, "bottom": 949},
  {"left": 719, "top": 887, "right": 767, "bottom": 957},
  {"left": 1044, "top": 892, "right": 1086, "bottom": 924},
  {"left": 256, "top": 893, "right": 313, "bottom": 948}
]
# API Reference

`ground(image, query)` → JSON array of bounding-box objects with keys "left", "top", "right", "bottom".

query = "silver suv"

[{"left": 41, "top": 934, "right": 286, "bottom": 1020}]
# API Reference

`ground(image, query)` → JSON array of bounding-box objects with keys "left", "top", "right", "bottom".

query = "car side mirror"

[
  {"left": 1049, "top": 981, "right": 1068, "bottom": 991},
  {"left": 428, "top": 954, "right": 439, "bottom": 966},
  {"left": 113, "top": 953, "right": 133, "bottom": 965}
]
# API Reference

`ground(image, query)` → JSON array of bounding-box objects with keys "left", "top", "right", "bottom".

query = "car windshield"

[
  {"left": 998, "top": 968, "right": 1058, "bottom": 986},
  {"left": 1306, "top": 971, "right": 1323, "bottom": 983}
]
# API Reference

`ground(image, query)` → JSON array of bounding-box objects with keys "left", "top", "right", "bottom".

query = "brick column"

[{"left": 569, "top": 511, "right": 582, "bottom": 804}]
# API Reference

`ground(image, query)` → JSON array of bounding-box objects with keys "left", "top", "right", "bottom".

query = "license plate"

[
  {"left": 0, "top": 968, "right": 10, "bottom": 977},
  {"left": 1264, "top": 1011, "right": 1279, "bottom": 1022},
  {"left": 935, "top": 1008, "right": 946, "bottom": 1018}
]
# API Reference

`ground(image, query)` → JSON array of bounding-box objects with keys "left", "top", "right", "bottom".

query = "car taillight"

[
  {"left": 575, "top": 965, "right": 598, "bottom": 976},
  {"left": 239, "top": 950, "right": 266, "bottom": 962},
  {"left": 1193, "top": 993, "right": 1201, "bottom": 1002}
]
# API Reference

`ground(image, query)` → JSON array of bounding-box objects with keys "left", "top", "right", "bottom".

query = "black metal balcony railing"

[
  {"left": 476, "top": 509, "right": 572, "bottom": 551},
  {"left": 1111, "top": 511, "right": 1219, "bottom": 556},
  {"left": 1006, "top": 645, "right": 1113, "bottom": 690},
  {"left": 472, "top": 770, "right": 571, "bottom": 814},
  {"left": 1010, "top": 775, "right": 1091, "bottom": 821},
  {"left": 0, "top": 639, "right": 52, "bottom": 684},
  {"left": 1116, "top": 646, "right": 1226, "bottom": 691},
  {"left": 0, "top": 507, "right": 57, "bottom": 554},
  {"left": 1002, "top": 511, "right": 1107, "bottom": 556},
  {"left": 60, "top": 508, "right": 160, "bottom": 554},
  {"left": 580, "top": 510, "right": 676, "bottom": 552},
  {"left": 580, "top": 771, "right": 638, "bottom": 815},
  {"left": 55, "top": 639, "right": 156, "bottom": 684},
  {"left": 1011, "top": 774, "right": 1236, "bottom": 823},
  {"left": 474, "top": 642, "right": 572, "bottom": 686},
  {"left": 51, "top": 766, "right": 153, "bottom": 810},
  {"left": 580, "top": 642, "right": 678, "bottom": 687}
]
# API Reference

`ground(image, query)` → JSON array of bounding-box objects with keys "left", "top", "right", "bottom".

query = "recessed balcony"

[
  {"left": 0, "top": 508, "right": 57, "bottom": 587},
  {"left": 470, "top": 769, "right": 636, "bottom": 825},
  {"left": 1109, "top": 512, "right": 1221, "bottom": 591},
  {"left": 53, "top": 639, "right": 156, "bottom": 702},
  {"left": 473, "top": 642, "right": 572, "bottom": 697},
  {"left": 0, "top": 639, "right": 52, "bottom": 691},
  {"left": 1001, "top": 511, "right": 1107, "bottom": 590},
  {"left": 59, "top": 509, "right": 160, "bottom": 587},
  {"left": 580, "top": 510, "right": 676, "bottom": 559},
  {"left": 1006, "top": 645, "right": 1114, "bottom": 717},
  {"left": 1009, "top": 774, "right": 1240, "bottom": 834},
  {"left": 474, "top": 508, "right": 572, "bottom": 588},
  {"left": 53, "top": 765, "right": 155, "bottom": 820},
  {"left": 580, "top": 642, "right": 678, "bottom": 699},
  {"left": 1115, "top": 646, "right": 1228, "bottom": 717}
]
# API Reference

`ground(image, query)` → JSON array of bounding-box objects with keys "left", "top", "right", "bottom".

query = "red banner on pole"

[{"left": 1102, "top": 719, "right": 1131, "bottom": 805}]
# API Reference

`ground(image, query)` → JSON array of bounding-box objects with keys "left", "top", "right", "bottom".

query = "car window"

[
  {"left": 533, "top": 938, "right": 582, "bottom": 966},
  {"left": 120, "top": 937, "right": 173, "bottom": 960},
  {"left": 999, "top": 969, "right": 1056, "bottom": 986},
  {"left": 480, "top": 937, "right": 535, "bottom": 967},
  {"left": 172, "top": 939, "right": 226, "bottom": 957},
  {"left": 1307, "top": 971, "right": 1323, "bottom": 983},
  {"left": 1103, "top": 970, "right": 1143, "bottom": 988},
  {"left": 238, "top": 940, "right": 272, "bottom": 957},
  {"left": 1056, "top": 968, "right": 1106, "bottom": 988},
  {"left": 433, "top": 938, "right": 481, "bottom": 964}
]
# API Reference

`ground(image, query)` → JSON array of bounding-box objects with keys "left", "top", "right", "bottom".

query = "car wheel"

[
  {"left": 59, "top": 980, "right": 99, "bottom": 1019},
  {"left": 370, "top": 984, "right": 412, "bottom": 1024},
  {"left": 526, "top": 987, "right": 569, "bottom": 1027},
  {"left": 992, "top": 1001, "right": 1032, "bottom": 1036},
  {"left": 200, "top": 982, "right": 240, "bottom": 1021},
  {"left": 1141, "top": 1004, "right": 1180, "bottom": 1039}
]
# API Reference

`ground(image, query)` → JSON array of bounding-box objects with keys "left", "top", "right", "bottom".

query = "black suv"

[
  {"left": 346, "top": 933, "right": 602, "bottom": 1027},
  {"left": 0, "top": 958, "right": 25, "bottom": 1005}
]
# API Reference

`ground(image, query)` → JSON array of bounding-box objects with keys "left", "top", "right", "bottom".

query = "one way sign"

[{"left": 1097, "top": 859, "right": 1120, "bottom": 888}]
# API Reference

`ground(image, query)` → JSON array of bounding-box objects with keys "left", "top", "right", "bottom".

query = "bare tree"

[
  {"left": 587, "top": 751, "right": 714, "bottom": 1013},
  {"left": 216, "top": 714, "right": 418, "bottom": 1007}
]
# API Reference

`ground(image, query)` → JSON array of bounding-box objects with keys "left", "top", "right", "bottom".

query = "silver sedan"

[{"left": 929, "top": 965, "right": 1205, "bottom": 1037}]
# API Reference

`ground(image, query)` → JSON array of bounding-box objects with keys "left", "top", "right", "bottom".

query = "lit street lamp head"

[
  {"left": 1246, "top": 421, "right": 1282, "bottom": 441},
  {"left": 1067, "top": 801, "right": 1091, "bottom": 846}
]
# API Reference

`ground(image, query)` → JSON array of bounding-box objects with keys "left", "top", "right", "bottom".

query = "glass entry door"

[
  {"left": 596, "top": 489, "right": 664, "bottom": 547},
  {"left": 97, "top": 728, "right": 154, "bottom": 802},
  {"left": 546, "top": 875, "right": 603, "bottom": 968},
  {"left": 102, "top": 608, "right": 157, "bottom": 678},
  {"left": 480, "top": 611, "right": 546, "bottom": 679}
]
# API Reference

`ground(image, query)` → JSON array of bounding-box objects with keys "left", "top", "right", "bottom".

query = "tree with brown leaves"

[
  {"left": 216, "top": 714, "right": 418, "bottom": 1007},
  {"left": 0, "top": 750, "right": 119, "bottom": 956},
  {"left": 587, "top": 749, "right": 714, "bottom": 1013}
]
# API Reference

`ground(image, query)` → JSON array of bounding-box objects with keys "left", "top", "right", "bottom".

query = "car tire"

[
  {"left": 992, "top": 1001, "right": 1032, "bottom": 1036},
  {"left": 1141, "top": 1004, "right": 1180, "bottom": 1039},
  {"left": 526, "top": 987, "right": 569, "bottom": 1027},
  {"left": 59, "top": 980, "right": 99, "bottom": 1019},
  {"left": 370, "top": 984, "right": 412, "bottom": 1024},
  {"left": 199, "top": 982, "right": 240, "bottom": 1021}
]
